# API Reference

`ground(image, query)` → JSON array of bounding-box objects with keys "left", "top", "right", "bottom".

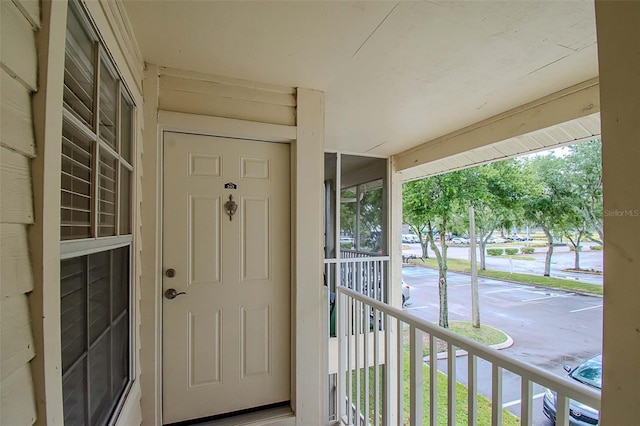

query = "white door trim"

[{"left": 141, "top": 66, "right": 325, "bottom": 424}]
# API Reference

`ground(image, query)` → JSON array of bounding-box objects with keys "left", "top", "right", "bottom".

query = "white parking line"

[
  {"left": 522, "top": 293, "right": 574, "bottom": 302},
  {"left": 570, "top": 304, "right": 603, "bottom": 313},
  {"left": 502, "top": 392, "right": 545, "bottom": 408},
  {"left": 403, "top": 306, "right": 431, "bottom": 311},
  {"left": 484, "top": 288, "right": 521, "bottom": 294}
]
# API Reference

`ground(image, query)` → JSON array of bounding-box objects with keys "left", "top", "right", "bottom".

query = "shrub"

[
  {"left": 591, "top": 245, "right": 603, "bottom": 251},
  {"left": 487, "top": 248, "right": 504, "bottom": 256},
  {"left": 520, "top": 247, "right": 535, "bottom": 254},
  {"left": 530, "top": 243, "right": 547, "bottom": 248},
  {"left": 569, "top": 245, "right": 583, "bottom": 252},
  {"left": 505, "top": 248, "right": 519, "bottom": 255}
]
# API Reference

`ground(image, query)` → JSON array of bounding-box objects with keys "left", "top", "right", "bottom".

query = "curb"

[{"left": 430, "top": 333, "right": 514, "bottom": 361}]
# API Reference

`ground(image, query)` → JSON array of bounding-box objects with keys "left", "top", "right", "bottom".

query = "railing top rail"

[
  {"left": 337, "top": 285, "right": 601, "bottom": 410},
  {"left": 324, "top": 256, "right": 390, "bottom": 264}
]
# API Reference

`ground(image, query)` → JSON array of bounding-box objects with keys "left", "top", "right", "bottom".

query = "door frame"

[
  {"left": 139, "top": 87, "right": 326, "bottom": 424},
  {"left": 160, "top": 130, "right": 292, "bottom": 422}
]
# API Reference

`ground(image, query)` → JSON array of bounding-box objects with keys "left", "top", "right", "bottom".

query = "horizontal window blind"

[
  {"left": 61, "top": 125, "right": 93, "bottom": 240},
  {"left": 64, "top": 6, "right": 94, "bottom": 127}
]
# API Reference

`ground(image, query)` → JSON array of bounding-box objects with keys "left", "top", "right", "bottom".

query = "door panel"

[
  {"left": 188, "top": 309, "right": 222, "bottom": 387},
  {"left": 189, "top": 195, "right": 221, "bottom": 285},
  {"left": 242, "top": 197, "right": 270, "bottom": 281},
  {"left": 162, "top": 132, "right": 290, "bottom": 424}
]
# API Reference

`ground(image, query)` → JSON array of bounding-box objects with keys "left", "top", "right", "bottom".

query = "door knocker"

[{"left": 224, "top": 195, "right": 237, "bottom": 221}]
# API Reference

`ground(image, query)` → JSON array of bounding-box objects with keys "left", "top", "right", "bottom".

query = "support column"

[
  {"left": 595, "top": 1, "right": 640, "bottom": 424},
  {"left": 385, "top": 157, "right": 403, "bottom": 424},
  {"left": 294, "top": 88, "right": 325, "bottom": 423}
]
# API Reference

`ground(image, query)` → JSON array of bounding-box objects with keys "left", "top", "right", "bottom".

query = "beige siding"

[
  {"left": 1, "top": 71, "right": 36, "bottom": 157},
  {"left": 158, "top": 68, "right": 297, "bottom": 126},
  {"left": 1, "top": 364, "right": 37, "bottom": 425},
  {"left": 0, "top": 1, "right": 39, "bottom": 425},
  {"left": 1, "top": 0, "right": 38, "bottom": 90},
  {"left": 1, "top": 224, "right": 34, "bottom": 298},
  {"left": 0, "top": 146, "right": 34, "bottom": 224},
  {"left": 1, "top": 295, "right": 36, "bottom": 381}
]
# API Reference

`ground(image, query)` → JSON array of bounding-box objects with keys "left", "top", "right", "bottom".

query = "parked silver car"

[{"left": 543, "top": 354, "right": 601, "bottom": 425}]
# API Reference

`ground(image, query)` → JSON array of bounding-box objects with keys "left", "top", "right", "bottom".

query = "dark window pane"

[
  {"left": 111, "top": 247, "right": 129, "bottom": 319},
  {"left": 99, "top": 61, "right": 117, "bottom": 148},
  {"left": 64, "top": 4, "right": 94, "bottom": 126},
  {"left": 63, "top": 359, "right": 87, "bottom": 426},
  {"left": 89, "top": 333, "right": 111, "bottom": 426},
  {"left": 119, "top": 167, "right": 131, "bottom": 235},
  {"left": 61, "top": 257, "right": 87, "bottom": 373},
  {"left": 98, "top": 150, "right": 117, "bottom": 237},
  {"left": 88, "top": 252, "right": 110, "bottom": 343},
  {"left": 111, "top": 315, "right": 129, "bottom": 399},
  {"left": 120, "top": 95, "right": 132, "bottom": 163}
]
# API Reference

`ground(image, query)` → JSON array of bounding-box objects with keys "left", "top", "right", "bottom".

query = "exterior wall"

[
  {"left": 140, "top": 65, "right": 326, "bottom": 424},
  {"left": 158, "top": 68, "right": 296, "bottom": 126},
  {"left": 595, "top": 1, "right": 640, "bottom": 424},
  {"left": 1, "top": 0, "right": 40, "bottom": 424},
  {"left": 11, "top": 0, "right": 145, "bottom": 424}
]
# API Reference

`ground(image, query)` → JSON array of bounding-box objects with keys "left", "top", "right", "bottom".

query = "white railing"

[
  {"left": 324, "top": 255, "right": 390, "bottom": 423},
  {"left": 335, "top": 285, "right": 601, "bottom": 426},
  {"left": 325, "top": 254, "right": 389, "bottom": 303}
]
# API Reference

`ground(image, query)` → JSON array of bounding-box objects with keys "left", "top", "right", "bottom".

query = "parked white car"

[
  {"left": 402, "top": 234, "right": 420, "bottom": 244},
  {"left": 450, "top": 237, "right": 469, "bottom": 244},
  {"left": 402, "top": 281, "right": 411, "bottom": 305}
]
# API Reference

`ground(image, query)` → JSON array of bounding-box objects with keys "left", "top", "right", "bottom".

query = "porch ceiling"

[{"left": 124, "top": 0, "right": 598, "bottom": 158}]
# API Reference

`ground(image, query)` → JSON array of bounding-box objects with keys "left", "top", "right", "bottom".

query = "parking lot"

[{"left": 402, "top": 265, "right": 603, "bottom": 423}]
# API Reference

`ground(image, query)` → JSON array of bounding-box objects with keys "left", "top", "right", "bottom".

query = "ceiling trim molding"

[{"left": 394, "top": 78, "right": 599, "bottom": 171}]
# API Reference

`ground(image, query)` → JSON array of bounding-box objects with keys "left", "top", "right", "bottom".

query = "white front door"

[{"left": 162, "top": 132, "right": 290, "bottom": 424}]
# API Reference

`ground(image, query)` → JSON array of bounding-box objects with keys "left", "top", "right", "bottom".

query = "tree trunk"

[
  {"left": 421, "top": 240, "right": 429, "bottom": 259},
  {"left": 428, "top": 221, "right": 449, "bottom": 328},
  {"left": 469, "top": 206, "right": 480, "bottom": 328},
  {"left": 438, "top": 269, "right": 448, "bottom": 328},
  {"left": 478, "top": 227, "right": 487, "bottom": 270},
  {"left": 574, "top": 235, "right": 582, "bottom": 270},
  {"left": 543, "top": 227, "right": 553, "bottom": 276}
]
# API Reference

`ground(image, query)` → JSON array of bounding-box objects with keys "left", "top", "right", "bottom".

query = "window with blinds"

[
  {"left": 61, "top": 247, "right": 130, "bottom": 426},
  {"left": 60, "top": 1, "right": 135, "bottom": 424},
  {"left": 61, "top": 1, "right": 134, "bottom": 242}
]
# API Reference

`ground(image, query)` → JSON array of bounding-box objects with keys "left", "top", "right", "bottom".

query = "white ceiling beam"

[{"left": 394, "top": 78, "right": 600, "bottom": 172}]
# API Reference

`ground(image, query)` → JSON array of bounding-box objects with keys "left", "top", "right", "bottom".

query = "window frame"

[{"left": 59, "top": 0, "right": 137, "bottom": 424}]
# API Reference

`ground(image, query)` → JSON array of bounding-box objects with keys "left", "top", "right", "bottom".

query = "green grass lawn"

[
  {"left": 411, "top": 258, "right": 603, "bottom": 296},
  {"left": 350, "top": 349, "right": 519, "bottom": 425}
]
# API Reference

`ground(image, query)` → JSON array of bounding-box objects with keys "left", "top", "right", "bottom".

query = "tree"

[
  {"left": 566, "top": 139, "right": 603, "bottom": 244},
  {"left": 402, "top": 196, "right": 430, "bottom": 259},
  {"left": 466, "top": 160, "right": 528, "bottom": 270},
  {"left": 403, "top": 173, "right": 466, "bottom": 328},
  {"left": 522, "top": 154, "right": 573, "bottom": 276}
]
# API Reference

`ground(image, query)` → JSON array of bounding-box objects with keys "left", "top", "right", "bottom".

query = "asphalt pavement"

[{"left": 401, "top": 265, "right": 603, "bottom": 425}]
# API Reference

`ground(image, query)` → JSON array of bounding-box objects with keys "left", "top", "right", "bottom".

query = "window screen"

[{"left": 61, "top": 247, "right": 130, "bottom": 426}]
